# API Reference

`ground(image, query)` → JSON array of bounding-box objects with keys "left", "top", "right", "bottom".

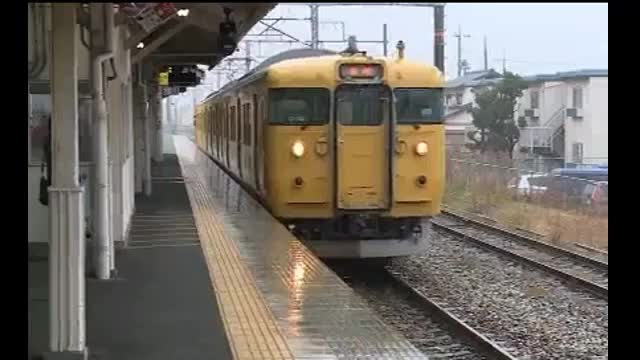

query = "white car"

[{"left": 507, "top": 174, "right": 548, "bottom": 201}]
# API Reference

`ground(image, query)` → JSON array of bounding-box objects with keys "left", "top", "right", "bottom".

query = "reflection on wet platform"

[{"left": 175, "top": 136, "right": 427, "bottom": 359}]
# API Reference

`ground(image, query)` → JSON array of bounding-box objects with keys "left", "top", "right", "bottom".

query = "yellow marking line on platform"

[{"left": 175, "top": 137, "right": 293, "bottom": 360}]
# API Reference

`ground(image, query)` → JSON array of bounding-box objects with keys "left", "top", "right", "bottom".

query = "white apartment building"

[
  {"left": 444, "top": 69, "right": 608, "bottom": 168},
  {"left": 517, "top": 69, "right": 608, "bottom": 167}
]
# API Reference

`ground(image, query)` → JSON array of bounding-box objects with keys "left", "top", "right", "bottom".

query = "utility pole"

[
  {"left": 433, "top": 4, "right": 445, "bottom": 74},
  {"left": 502, "top": 49, "right": 507, "bottom": 73},
  {"left": 483, "top": 36, "right": 488, "bottom": 70},
  {"left": 310, "top": 4, "right": 320, "bottom": 49},
  {"left": 245, "top": 41, "right": 251, "bottom": 72},
  {"left": 454, "top": 25, "right": 471, "bottom": 77},
  {"left": 383, "top": 23, "right": 388, "bottom": 56}
]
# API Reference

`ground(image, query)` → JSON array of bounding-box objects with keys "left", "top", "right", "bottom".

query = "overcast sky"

[
  {"left": 180, "top": 3, "right": 607, "bottom": 122},
  {"left": 238, "top": 3, "right": 608, "bottom": 79}
]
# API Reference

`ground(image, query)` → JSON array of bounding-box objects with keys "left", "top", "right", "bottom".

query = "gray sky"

[
  {"left": 239, "top": 3, "right": 608, "bottom": 79},
  {"left": 183, "top": 2, "right": 608, "bottom": 119}
]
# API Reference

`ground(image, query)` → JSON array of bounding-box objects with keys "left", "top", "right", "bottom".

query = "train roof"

[
  {"left": 252, "top": 48, "right": 338, "bottom": 73},
  {"left": 202, "top": 48, "right": 443, "bottom": 103},
  {"left": 203, "top": 48, "right": 337, "bottom": 102}
]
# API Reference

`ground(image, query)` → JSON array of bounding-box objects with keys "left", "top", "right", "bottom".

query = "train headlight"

[
  {"left": 292, "top": 141, "right": 305, "bottom": 158},
  {"left": 415, "top": 141, "right": 428, "bottom": 156}
]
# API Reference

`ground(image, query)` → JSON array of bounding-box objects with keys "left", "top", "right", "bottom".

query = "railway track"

[
  {"left": 330, "top": 262, "right": 517, "bottom": 360},
  {"left": 441, "top": 207, "right": 609, "bottom": 265},
  {"left": 433, "top": 210, "right": 608, "bottom": 300}
]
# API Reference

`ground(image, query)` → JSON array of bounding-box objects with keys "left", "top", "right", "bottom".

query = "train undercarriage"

[{"left": 286, "top": 215, "right": 431, "bottom": 259}]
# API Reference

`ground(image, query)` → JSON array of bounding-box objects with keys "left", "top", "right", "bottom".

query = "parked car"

[
  {"left": 550, "top": 167, "right": 608, "bottom": 182},
  {"left": 542, "top": 175, "right": 600, "bottom": 207},
  {"left": 582, "top": 181, "right": 608, "bottom": 207},
  {"left": 507, "top": 174, "right": 548, "bottom": 201}
]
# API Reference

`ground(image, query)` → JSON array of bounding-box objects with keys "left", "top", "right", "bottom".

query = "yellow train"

[{"left": 195, "top": 47, "right": 444, "bottom": 258}]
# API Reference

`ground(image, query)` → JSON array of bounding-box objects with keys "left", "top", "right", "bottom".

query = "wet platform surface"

[
  {"left": 28, "top": 135, "right": 428, "bottom": 359},
  {"left": 28, "top": 141, "right": 232, "bottom": 360},
  {"left": 175, "top": 135, "right": 427, "bottom": 359}
]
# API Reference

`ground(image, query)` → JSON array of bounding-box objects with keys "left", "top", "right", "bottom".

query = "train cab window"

[
  {"left": 269, "top": 88, "right": 329, "bottom": 125},
  {"left": 336, "top": 85, "right": 385, "bottom": 126},
  {"left": 394, "top": 88, "right": 444, "bottom": 124}
]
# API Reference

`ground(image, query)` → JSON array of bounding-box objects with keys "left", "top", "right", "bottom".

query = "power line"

[
  {"left": 493, "top": 58, "right": 576, "bottom": 66},
  {"left": 210, "top": 3, "right": 442, "bottom": 85}
]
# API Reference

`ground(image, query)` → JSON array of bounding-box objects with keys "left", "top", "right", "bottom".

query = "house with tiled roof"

[{"left": 444, "top": 69, "right": 503, "bottom": 148}]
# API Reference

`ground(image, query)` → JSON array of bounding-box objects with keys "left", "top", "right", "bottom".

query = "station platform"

[{"left": 29, "top": 135, "right": 427, "bottom": 360}]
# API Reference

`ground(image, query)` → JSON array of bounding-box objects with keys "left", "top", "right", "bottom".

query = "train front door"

[{"left": 335, "top": 85, "right": 391, "bottom": 210}]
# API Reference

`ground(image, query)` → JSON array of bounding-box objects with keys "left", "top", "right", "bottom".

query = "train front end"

[{"left": 266, "top": 52, "right": 445, "bottom": 258}]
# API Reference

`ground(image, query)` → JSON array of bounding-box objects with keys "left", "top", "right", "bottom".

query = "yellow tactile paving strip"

[{"left": 175, "top": 140, "right": 294, "bottom": 360}]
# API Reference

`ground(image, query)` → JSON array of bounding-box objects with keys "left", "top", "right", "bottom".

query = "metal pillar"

[
  {"left": 456, "top": 25, "right": 461, "bottom": 77},
  {"left": 153, "top": 86, "right": 163, "bottom": 162},
  {"left": 133, "top": 82, "right": 144, "bottom": 194},
  {"left": 310, "top": 4, "right": 319, "bottom": 49},
  {"left": 45, "top": 3, "right": 87, "bottom": 359},
  {"left": 144, "top": 84, "right": 153, "bottom": 193},
  {"left": 245, "top": 41, "right": 252, "bottom": 73},
  {"left": 172, "top": 98, "right": 176, "bottom": 134},
  {"left": 175, "top": 99, "right": 179, "bottom": 133},
  {"left": 163, "top": 98, "right": 168, "bottom": 135},
  {"left": 91, "top": 3, "right": 115, "bottom": 280},
  {"left": 454, "top": 24, "right": 470, "bottom": 77},
  {"left": 28, "top": 82, "right": 32, "bottom": 162},
  {"left": 433, "top": 5, "right": 445, "bottom": 75},
  {"left": 168, "top": 97, "right": 177, "bottom": 134},
  {"left": 483, "top": 36, "right": 488, "bottom": 71},
  {"left": 383, "top": 24, "right": 388, "bottom": 56}
]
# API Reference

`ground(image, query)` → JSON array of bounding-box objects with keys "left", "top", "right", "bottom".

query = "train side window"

[
  {"left": 269, "top": 88, "right": 329, "bottom": 125},
  {"left": 241, "top": 104, "right": 246, "bottom": 145},
  {"left": 394, "top": 88, "right": 444, "bottom": 124},
  {"left": 223, "top": 104, "right": 228, "bottom": 140},
  {"left": 230, "top": 106, "right": 237, "bottom": 141},
  {"left": 211, "top": 108, "right": 216, "bottom": 135},
  {"left": 243, "top": 103, "right": 252, "bottom": 146},
  {"left": 215, "top": 106, "right": 220, "bottom": 138}
]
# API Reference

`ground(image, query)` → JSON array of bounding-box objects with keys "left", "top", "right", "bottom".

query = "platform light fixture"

[{"left": 177, "top": 8, "right": 190, "bottom": 17}]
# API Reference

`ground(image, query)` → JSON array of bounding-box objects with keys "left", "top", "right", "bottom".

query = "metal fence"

[{"left": 444, "top": 156, "right": 608, "bottom": 251}]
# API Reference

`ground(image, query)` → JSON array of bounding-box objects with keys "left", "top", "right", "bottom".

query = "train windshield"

[
  {"left": 335, "top": 85, "right": 387, "bottom": 126},
  {"left": 394, "top": 88, "right": 444, "bottom": 124},
  {"left": 269, "top": 88, "right": 330, "bottom": 125}
]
